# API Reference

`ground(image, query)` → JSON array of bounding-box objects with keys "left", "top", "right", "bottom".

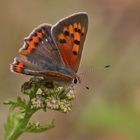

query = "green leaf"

[
  {"left": 25, "top": 120, "right": 55, "bottom": 133},
  {"left": 4, "top": 96, "right": 27, "bottom": 111}
]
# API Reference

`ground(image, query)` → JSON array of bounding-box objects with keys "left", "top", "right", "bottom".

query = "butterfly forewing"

[
  {"left": 20, "top": 24, "right": 62, "bottom": 66},
  {"left": 11, "top": 24, "right": 64, "bottom": 75},
  {"left": 51, "top": 12, "right": 88, "bottom": 73}
]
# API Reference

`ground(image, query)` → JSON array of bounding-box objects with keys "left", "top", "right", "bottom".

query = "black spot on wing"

[
  {"left": 59, "top": 39, "right": 66, "bottom": 43},
  {"left": 74, "top": 28, "right": 78, "bottom": 32},
  {"left": 72, "top": 51, "right": 78, "bottom": 55},
  {"left": 64, "top": 31, "right": 69, "bottom": 36},
  {"left": 74, "top": 40, "right": 80, "bottom": 45}
]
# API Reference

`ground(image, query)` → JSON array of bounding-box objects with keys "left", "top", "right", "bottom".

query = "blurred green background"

[{"left": 1, "top": 0, "right": 140, "bottom": 139}]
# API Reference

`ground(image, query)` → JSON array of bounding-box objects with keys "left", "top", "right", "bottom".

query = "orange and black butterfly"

[{"left": 10, "top": 12, "right": 88, "bottom": 85}]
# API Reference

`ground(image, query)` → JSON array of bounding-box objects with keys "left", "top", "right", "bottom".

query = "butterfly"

[{"left": 10, "top": 12, "right": 88, "bottom": 86}]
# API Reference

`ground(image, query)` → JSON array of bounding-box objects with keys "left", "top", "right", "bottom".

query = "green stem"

[{"left": 4, "top": 108, "right": 36, "bottom": 140}]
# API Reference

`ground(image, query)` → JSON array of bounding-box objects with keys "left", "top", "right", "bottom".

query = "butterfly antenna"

[
  {"left": 85, "top": 86, "right": 90, "bottom": 90},
  {"left": 78, "top": 64, "right": 111, "bottom": 92},
  {"left": 104, "top": 65, "right": 111, "bottom": 69},
  {"left": 79, "top": 64, "right": 111, "bottom": 75}
]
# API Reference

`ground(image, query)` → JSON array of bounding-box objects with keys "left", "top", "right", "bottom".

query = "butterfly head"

[{"left": 72, "top": 75, "right": 81, "bottom": 85}]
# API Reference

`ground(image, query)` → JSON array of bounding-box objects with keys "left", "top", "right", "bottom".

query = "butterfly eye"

[
  {"left": 72, "top": 76, "right": 81, "bottom": 84},
  {"left": 73, "top": 78, "right": 78, "bottom": 84}
]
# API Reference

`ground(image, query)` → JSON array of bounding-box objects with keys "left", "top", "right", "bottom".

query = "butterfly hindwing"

[
  {"left": 11, "top": 24, "right": 64, "bottom": 75},
  {"left": 11, "top": 56, "right": 73, "bottom": 82},
  {"left": 51, "top": 12, "right": 88, "bottom": 73}
]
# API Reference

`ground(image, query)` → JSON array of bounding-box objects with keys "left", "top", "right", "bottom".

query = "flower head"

[{"left": 31, "top": 96, "right": 45, "bottom": 109}]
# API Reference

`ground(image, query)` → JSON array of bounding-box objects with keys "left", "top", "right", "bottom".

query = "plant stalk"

[{"left": 4, "top": 108, "right": 36, "bottom": 140}]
